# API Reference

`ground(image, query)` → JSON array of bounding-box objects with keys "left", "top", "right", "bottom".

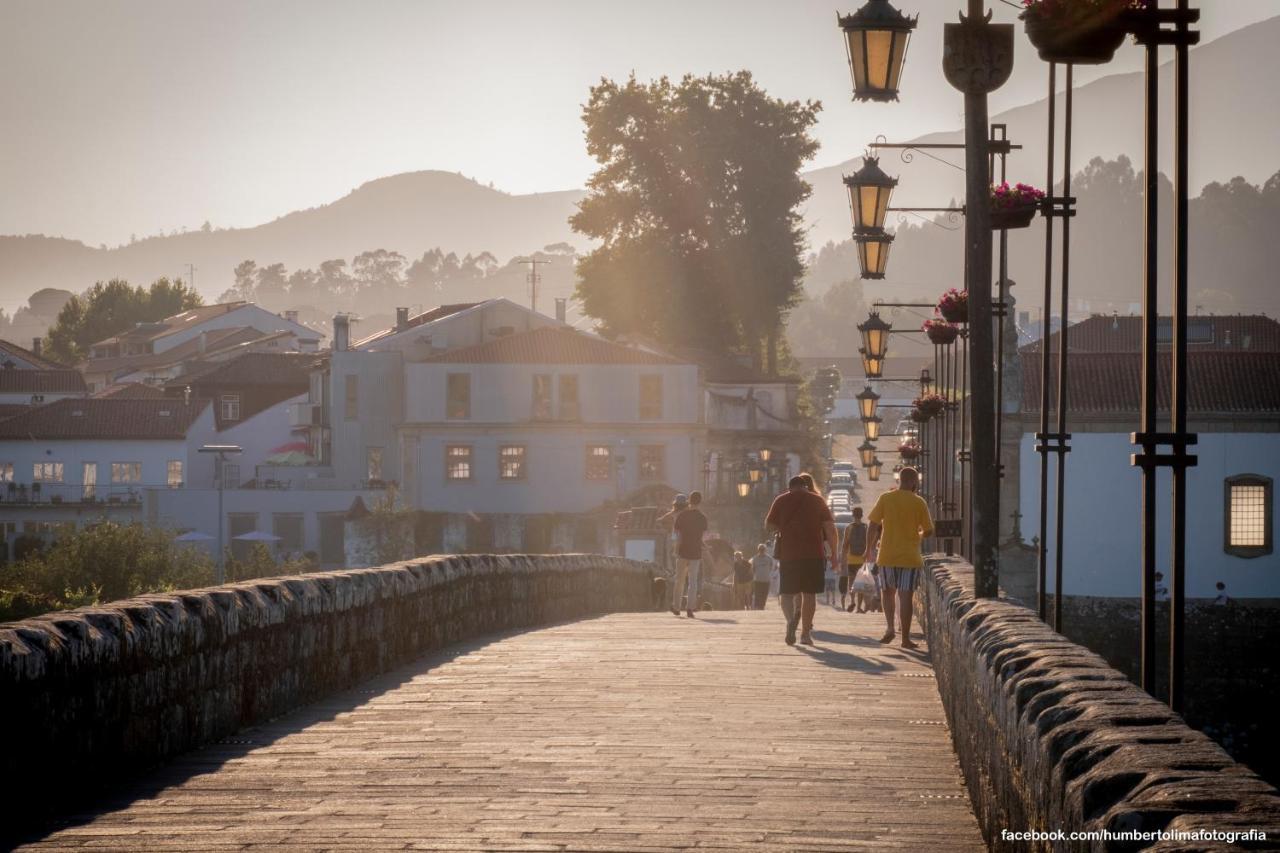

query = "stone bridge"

[{"left": 2, "top": 555, "right": 1277, "bottom": 851}]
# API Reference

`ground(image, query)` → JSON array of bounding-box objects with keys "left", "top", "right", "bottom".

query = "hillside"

[{"left": 0, "top": 16, "right": 1275, "bottom": 304}]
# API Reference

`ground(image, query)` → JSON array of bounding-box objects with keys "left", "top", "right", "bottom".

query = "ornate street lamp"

[
  {"left": 854, "top": 232, "right": 894, "bottom": 280},
  {"left": 838, "top": 0, "right": 918, "bottom": 103},
  {"left": 759, "top": 448, "right": 772, "bottom": 463},
  {"left": 737, "top": 481, "right": 752, "bottom": 499},
  {"left": 868, "top": 457, "right": 883, "bottom": 481},
  {"left": 856, "top": 385, "right": 881, "bottom": 421},
  {"left": 748, "top": 467, "right": 763, "bottom": 484},
  {"left": 858, "top": 440, "right": 877, "bottom": 468},
  {"left": 864, "top": 415, "right": 883, "bottom": 442},
  {"left": 859, "top": 347, "right": 884, "bottom": 380},
  {"left": 844, "top": 157, "right": 898, "bottom": 233},
  {"left": 858, "top": 311, "right": 892, "bottom": 360}
]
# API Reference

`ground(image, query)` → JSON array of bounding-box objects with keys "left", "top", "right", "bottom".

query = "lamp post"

[
  {"left": 858, "top": 311, "right": 892, "bottom": 361},
  {"left": 838, "top": 0, "right": 918, "bottom": 103},
  {"left": 868, "top": 458, "right": 883, "bottom": 482},
  {"left": 845, "top": 157, "right": 899, "bottom": 233},
  {"left": 854, "top": 232, "right": 894, "bottom": 280},
  {"left": 859, "top": 348, "right": 885, "bottom": 379},
  {"left": 199, "top": 444, "right": 243, "bottom": 585},
  {"left": 863, "top": 415, "right": 883, "bottom": 442},
  {"left": 857, "top": 440, "right": 878, "bottom": 468},
  {"left": 856, "top": 385, "right": 881, "bottom": 421}
]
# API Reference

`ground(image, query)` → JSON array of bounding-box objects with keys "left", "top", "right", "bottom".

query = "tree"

[
  {"left": 44, "top": 277, "right": 203, "bottom": 363},
  {"left": 786, "top": 279, "right": 865, "bottom": 356},
  {"left": 572, "top": 72, "right": 820, "bottom": 372},
  {"left": 808, "top": 367, "right": 842, "bottom": 418}
]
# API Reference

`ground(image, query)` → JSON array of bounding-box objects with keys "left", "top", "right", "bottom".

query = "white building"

[{"left": 1007, "top": 316, "right": 1280, "bottom": 601}]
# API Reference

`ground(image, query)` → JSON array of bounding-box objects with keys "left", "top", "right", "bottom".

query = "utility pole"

[
  {"left": 942, "top": 1, "right": 1013, "bottom": 599},
  {"left": 514, "top": 257, "right": 549, "bottom": 314},
  {"left": 185, "top": 263, "right": 196, "bottom": 292}
]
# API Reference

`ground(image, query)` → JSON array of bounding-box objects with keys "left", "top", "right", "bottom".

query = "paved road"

[{"left": 24, "top": 608, "right": 984, "bottom": 852}]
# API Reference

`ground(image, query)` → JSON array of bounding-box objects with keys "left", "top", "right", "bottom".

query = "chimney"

[
  {"left": 554, "top": 298, "right": 567, "bottom": 324},
  {"left": 284, "top": 310, "right": 299, "bottom": 324},
  {"left": 395, "top": 307, "right": 409, "bottom": 331},
  {"left": 333, "top": 315, "right": 350, "bottom": 352},
  {"left": 31, "top": 337, "right": 41, "bottom": 356},
  {"left": 198, "top": 330, "right": 208, "bottom": 355}
]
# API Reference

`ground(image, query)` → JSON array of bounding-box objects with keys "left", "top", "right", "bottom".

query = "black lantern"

[
  {"left": 868, "top": 457, "right": 883, "bottom": 481},
  {"left": 838, "top": 0, "right": 918, "bottom": 103},
  {"left": 844, "top": 157, "right": 898, "bottom": 233},
  {"left": 737, "top": 481, "right": 752, "bottom": 499},
  {"left": 864, "top": 415, "right": 883, "bottom": 442},
  {"left": 858, "top": 311, "right": 892, "bottom": 361},
  {"left": 856, "top": 385, "right": 881, "bottom": 421},
  {"left": 854, "top": 232, "right": 894, "bottom": 280},
  {"left": 859, "top": 348, "right": 884, "bottom": 380},
  {"left": 748, "top": 467, "right": 763, "bottom": 484},
  {"left": 759, "top": 448, "right": 772, "bottom": 463},
  {"left": 858, "top": 440, "right": 877, "bottom": 468}
]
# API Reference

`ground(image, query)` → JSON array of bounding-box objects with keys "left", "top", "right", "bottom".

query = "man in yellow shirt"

[{"left": 863, "top": 467, "right": 934, "bottom": 649}]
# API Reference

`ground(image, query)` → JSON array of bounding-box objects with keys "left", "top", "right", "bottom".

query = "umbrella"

[
  {"left": 233, "top": 531, "right": 281, "bottom": 542},
  {"left": 264, "top": 450, "right": 315, "bottom": 466},
  {"left": 174, "top": 530, "right": 215, "bottom": 542}
]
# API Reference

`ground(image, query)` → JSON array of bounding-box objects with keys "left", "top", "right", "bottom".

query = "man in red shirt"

[{"left": 766, "top": 475, "right": 839, "bottom": 645}]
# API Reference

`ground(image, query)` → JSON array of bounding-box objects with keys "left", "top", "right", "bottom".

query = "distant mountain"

[
  {"left": 0, "top": 172, "right": 585, "bottom": 302},
  {"left": 1, "top": 17, "right": 1275, "bottom": 305},
  {"left": 800, "top": 15, "right": 1280, "bottom": 252}
]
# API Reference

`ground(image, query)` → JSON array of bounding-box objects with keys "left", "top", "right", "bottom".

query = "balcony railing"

[{"left": 0, "top": 483, "right": 148, "bottom": 507}]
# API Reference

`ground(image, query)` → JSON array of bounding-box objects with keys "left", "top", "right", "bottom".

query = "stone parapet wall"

[
  {"left": 921, "top": 556, "right": 1280, "bottom": 851},
  {"left": 0, "top": 554, "right": 652, "bottom": 832}
]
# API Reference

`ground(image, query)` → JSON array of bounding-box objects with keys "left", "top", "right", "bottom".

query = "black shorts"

[
  {"left": 779, "top": 558, "right": 825, "bottom": 595},
  {"left": 838, "top": 575, "right": 850, "bottom": 594}
]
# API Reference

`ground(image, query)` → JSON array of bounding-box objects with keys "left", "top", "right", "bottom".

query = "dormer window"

[{"left": 220, "top": 394, "right": 241, "bottom": 421}]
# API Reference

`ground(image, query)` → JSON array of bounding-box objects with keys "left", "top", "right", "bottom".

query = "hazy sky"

[{"left": 2, "top": 0, "right": 1274, "bottom": 247}]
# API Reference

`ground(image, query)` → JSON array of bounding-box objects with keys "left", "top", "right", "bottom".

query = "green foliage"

[
  {"left": 0, "top": 522, "right": 215, "bottom": 621},
  {"left": 44, "top": 277, "right": 203, "bottom": 364},
  {"left": 808, "top": 366, "right": 843, "bottom": 419},
  {"left": 786, "top": 279, "right": 866, "bottom": 356},
  {"left": 571, "top": 72, "right": 820, "bottom": 370},
  {"left": 350, "top": 486, "right": 416, "bottom": 567},
  {"left": 224, "top": 543, "right": 313, "bottom": 582}
]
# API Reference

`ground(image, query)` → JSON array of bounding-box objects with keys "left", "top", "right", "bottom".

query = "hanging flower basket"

[
  {"left": 1020, "top": 0, "right": 1141, "bottom": 65},
  {"left": 898, "top": 442, "right": 922, "bottom": 461},
  {"left": 910, "top": 408, "right": 933, "bottom": 424},
  {"left": 937, "top": 288, "right": 968, "bottom": 324},
  {"left": 923, "top": 319, "right": 960, "bottom": 346},
  {"left": 990, "top": 181, "right": 1045, "bottom": 230},
  {"left": 913, "top": 394, "right": 947, "bottom": 419}
]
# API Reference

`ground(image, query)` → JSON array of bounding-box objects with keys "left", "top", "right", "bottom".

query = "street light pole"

[
  {"left": 943, "top": 1, "right": 1012, "bottom": 598},
  {"left": 199, "top": 444, "right": 242, "bottom": 585}
]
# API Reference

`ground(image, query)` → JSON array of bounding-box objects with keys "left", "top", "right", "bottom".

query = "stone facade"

[
  {"left": 0, "top": 554, "right": 651, "bottom": 835},
  {"left": 920, "top": 555, "right": 1280, "bottom": 850}
]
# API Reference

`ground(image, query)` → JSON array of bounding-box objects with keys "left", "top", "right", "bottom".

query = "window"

[
  {"left": 367, "top": 447, "right": 383, "bottom": 482},
  {"left": 273, "top": 514, "right": 305, "bottom": 552},
  {"left": 111, "top": 462, "right": 142, "bottom": 484},
  {"left": 639, "top": 374, "right": 663, "bottom": 420},
  {"left": 33, "top": 462, "right": 64, "bottom": 483},
  {"left": 586, "top": 445, "right": 612, "bottom": 481},
  {"left": 446, "top": 445, "right": 473, "bottom": 481},
  {"left": 558, "top": 374, "right": 580, "bottom": 420},
  {"left": 447, "top": 373, "right": 471, "bottom": 419},
  {"left": 499, "top": 445, "right": 526, "bottom": 480},
  {"left": 638, "top": 445, "right": 665, "bottom": 481},
  {"left": 82, "top": 462, "right": 97, "bottom": 500},
  {"left": 532, "top": 375, "right": 553, "bottom": 420},
  {"left": 221, "top": 463, "right": 241, "bottom": 488},
  {"left": 220, "top": 394, "right": 241, "bottom": 422},
  {"left": 0, "top": 463, "right": 12, "bottom": 483},
  {"left": 344, "top": 375, "right": 359, "bottom": 420},
  {"left": 1225, "top": 474, "right": 1273, "bottom": 558},
  {"left": 167, "top": 460, "right": 184, "bottom": 488}
]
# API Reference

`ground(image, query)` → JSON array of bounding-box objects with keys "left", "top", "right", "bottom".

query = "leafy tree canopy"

[
  {"left": 45, "top": 277, "right": 203, "bottom": 363},
  {"left": 571, "top": 72, "right": 820, "bottom": 371}
]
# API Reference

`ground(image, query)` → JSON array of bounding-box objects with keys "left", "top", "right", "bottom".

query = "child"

[{"left": 824, "top": 563, "right": 838, "bottom": 607}]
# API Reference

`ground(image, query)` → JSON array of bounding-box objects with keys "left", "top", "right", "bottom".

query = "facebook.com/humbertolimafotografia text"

[{"left": 1001, "top": 827, "right": 1268, "bottom": 846}]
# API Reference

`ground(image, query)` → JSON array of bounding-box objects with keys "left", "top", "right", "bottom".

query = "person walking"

[
  {"left": 766, "top": 474, "right": 839, "bottom": 646},
  {"left": 864, "top": 467, "right": 934, "bottom": 649},
  {"left": 670, "top": 491, "right": 708, "bottom": 618},
  {"left": 842, "top": 507, "right": 868, "bottom": 612},
  {"left": 732, "top": 550, "right": 753, "bottom": 609},
  {"left": 750, "top": 544, "right": 774, "bottom": 609}
]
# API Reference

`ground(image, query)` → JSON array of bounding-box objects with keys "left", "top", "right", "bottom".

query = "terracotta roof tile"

[
  {"left": 0, "top": 369, "right": 87, "bottom": 394},
  {"left": 167, "top": 352, "right": 317, "bottom": 388},
  {"left": 353, "top": 303, "right": 483, "bottom": 348},
  {"left": 424, "top": 326, "right": 684, "bottom": 366},
  {"left": 0, "top": 398, "right": 210, "bottom": 440},
  {"left": 91, "top": 302, "right": 249, "bottom": 347},
  {"left": 1020, "top": 351, "right": 1280, "bottom": 415},
  {"left": 1023, "top": 314, "right": 1280, "bottom": 354},
  {"left": 92, "top": 382, "right": 167, "bottom": 399},
  {"left": 0, "top": 339, "right": 67, "bottom": 369}
]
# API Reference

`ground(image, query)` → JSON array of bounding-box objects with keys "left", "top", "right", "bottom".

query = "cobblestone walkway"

[{"left": 24, "top": 608, "right": 984, "bottom": 852}]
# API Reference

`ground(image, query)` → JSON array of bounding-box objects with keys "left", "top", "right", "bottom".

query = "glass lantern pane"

[
  {"left": 887, "top": 32, "right": 910, "bottom": 91},
  {"left": 859, "top": 186, "right": 881, "bottom": 230},
  {"left": 847, "top": 31, "right": 868, "bottom": 91},
  {"left": 865, "top": 30, "right": 894, "bottom": 90},
  {"left": 874, "top": 186, "right": 892, "bottom": 230}
]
